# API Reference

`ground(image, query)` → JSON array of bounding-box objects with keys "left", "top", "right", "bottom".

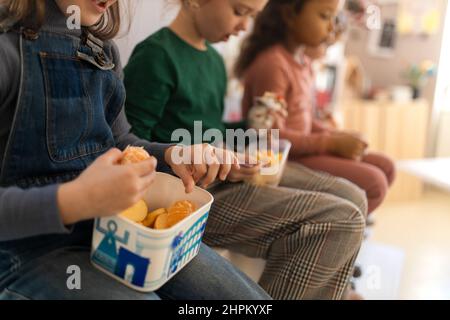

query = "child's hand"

[
  {"left": 326, "top": 132, "right": 368, "bottom": 160},
  {"left": 58, "top": 148, "right": 157, "bottom": 225},
  {"left": 227, "top": 153, "right": 261, "bottom": 183},
  {"left": 340, "top": 130, "right": 369, "bottom": 147},
  {"left": 165, "top": 144, "right": 240, "bottom": 193}
]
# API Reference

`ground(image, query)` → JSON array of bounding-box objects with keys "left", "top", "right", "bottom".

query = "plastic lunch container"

[
  {"left": 90, "top": 172, "right": 214, "bottom": 292},
  {"left": 249, "top": 139, "right": 292, "bottom": 187}
]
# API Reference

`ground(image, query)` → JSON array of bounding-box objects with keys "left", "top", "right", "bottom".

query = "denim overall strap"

[{"left": 0, "top": 29, "right": 125, "bottom": 189}]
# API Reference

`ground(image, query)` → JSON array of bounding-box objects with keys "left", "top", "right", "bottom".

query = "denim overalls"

[
  {"left": 0, "top": 27, "right": 124, "bottom": 290},
  {"left": 0, "top": 29, "right": 123, "bottom": 188}
]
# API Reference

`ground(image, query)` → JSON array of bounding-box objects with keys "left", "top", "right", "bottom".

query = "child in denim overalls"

[{"left": 0, "top": 0, "right": 269, "bottom": 300}]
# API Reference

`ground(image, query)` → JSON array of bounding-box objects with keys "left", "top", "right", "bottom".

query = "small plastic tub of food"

[
  {"left": 90, "top": 172, "right": 214, "bottom": 292},
  {"left": 248, "top": 139, "right": 292, "bottom": 187}
]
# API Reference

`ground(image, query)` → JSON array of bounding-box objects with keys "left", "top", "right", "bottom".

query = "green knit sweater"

[{"left": 124, "top": 27, "right": 243, "bottom": 145}]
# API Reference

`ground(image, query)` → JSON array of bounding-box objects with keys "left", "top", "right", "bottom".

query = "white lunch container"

[
  {"left": 249, "top": 139, "right": 292, "bottom": 187},
  {"left": 91, "top": 172, "right": 214, "bottom": 292}
]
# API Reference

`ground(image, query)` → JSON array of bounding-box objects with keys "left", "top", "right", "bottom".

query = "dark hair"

[
  {"left": 234, "top": 0, "right": 308, "bottom": 78},
  {"left": 0, "top": 0, "right": 128, "bottom": 40}
]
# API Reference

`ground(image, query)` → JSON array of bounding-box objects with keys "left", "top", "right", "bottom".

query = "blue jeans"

[{"left": 0, "top": 222, "right": 270, "bottom": 300}]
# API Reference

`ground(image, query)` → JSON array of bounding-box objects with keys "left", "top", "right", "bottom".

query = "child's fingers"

[
  {"left": 99, "top": 148, "right": 123, "bottom": 165},
  {"left": 248, "top": 154, "right": 260, "bottom": 167},
  {"left": 201, "top": 162, "right": 220, "bottom": 188},
  {"left": 216, "top": 149, "right": 240, "bottom": 171},
  {"left": 232, "top": 152, "right": 241, "bottom": 171},
  {"left": 219, "top": 162, "right": 231, "bottom": 181},
  {"left": 139, "top": 170, "right": 157, "bottom": 191},
  {"left": 239, "top": 165, "right": 261, "bottom": 176},
  {"left": 173, "top": 165, "right": 196, "bottom": 194},
  {"left": 192, "top": 164, "right": 208, "bottom": 183},
  {"left": 215, "top": 150, "right": 234, "bottom": 180},
  {"left": 130, "top": 157, "right": 158, "bottom": 177}
]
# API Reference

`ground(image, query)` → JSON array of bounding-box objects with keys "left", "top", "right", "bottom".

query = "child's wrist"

[
  {"left": 57, "top": 181, "right": 90, "bottom": 225},
  {"left": 322, "top": 134, "right": 335, "bottom": 154},
  {"left": 164, "top": 146, "right": 175, "bottom": 167}
]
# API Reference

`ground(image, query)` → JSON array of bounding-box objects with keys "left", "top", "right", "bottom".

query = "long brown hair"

[
  {"left": 0, "top": 0, "right": 126, "bottom": 40},
  {"left": 234, "top": 0, "right": 308, "bottom": 78}
]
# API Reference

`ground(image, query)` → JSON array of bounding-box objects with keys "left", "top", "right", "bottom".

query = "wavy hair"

[{"left": 234, "top": 0, "right": 308, "bottom": 78}]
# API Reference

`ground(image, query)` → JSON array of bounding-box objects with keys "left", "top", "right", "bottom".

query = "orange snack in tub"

[
  {"left": 154, "top": 212, "right": 189, "bottom": 230},
  {"left": 120, "top": 146, "right": 151, "bottom": 165},
  {"left": 154, "top": 213, "right": 170, "bottom": 230},
  {"left": 118, "top": 146, "right": 152, "bottom": 223},
  {"left": 119, "top": 200, "right": 148, "bottom": 223},
  {"left": 166, "top": 213, "right": 191, "bottom": 228},
  {"left": 248, "top": 148, "right": 285, "bottom": 186},
  {"left": 141, "top": 208, "right": 167, "bottom": 228},
  {"left": 168, "top": 200, "right": 197, "bottom": 215},
  {"left": 256, "top": 150, "right": 282, "bottom": 168},
  {"left": 120, "top": 200, "right": 197, "bottom": 229},
  {"left": 153, "top": 200, "right": 197, "bottom": 230}
]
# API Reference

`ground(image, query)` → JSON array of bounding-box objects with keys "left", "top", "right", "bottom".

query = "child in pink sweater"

[{"left": 236, "top": 0, "right": 395, "bottom": 213}]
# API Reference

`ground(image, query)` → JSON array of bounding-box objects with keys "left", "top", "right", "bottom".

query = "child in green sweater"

[{"left": 124, "top": 0, "right": 367, "bottom": 300}]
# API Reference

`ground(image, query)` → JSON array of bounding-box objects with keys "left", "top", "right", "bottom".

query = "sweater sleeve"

[
  {"left": 124, "top": 43, "right": 176, "bottom": 142},
  {"left": 109, "top": 42, "right": 173, "bottom": 173},
  {"left": 0, "top": 185, "right": 74, "bottom": 242},
  {"left": 0, "top": 34, "right": 72, "bottom": 242},
  {"left": 242, "top": 52, "right": 329, "bottom": 156}
]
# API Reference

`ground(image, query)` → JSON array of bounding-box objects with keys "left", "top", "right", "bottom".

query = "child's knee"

[
  {"left": 333, "top": 178, "right": 368, "bottom": 219},
  {"left": 384, "top": 158, "right": 397, "bottom": 186},
  {"left": 365, "top": 170, "right": 389, "bottom": 210},
  {"left": 334, "top": 201, "right": 366, "bottom": 248},
  {"left": 309, "top": 191, "right": 367, "bottom": 230},
  {"left": 318, "top": 199, "right": 366, "bottom": 254},
  {"left": 341, "top": 200, "right": 367, "bottom": 231}
]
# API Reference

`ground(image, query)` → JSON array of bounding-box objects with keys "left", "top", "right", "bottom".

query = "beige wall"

[
  {"left": 115, "top": 0, "right": 177, "bottom": 66},
  {"left": 344, "top": 1, "right": 447, "bottom": 107}
]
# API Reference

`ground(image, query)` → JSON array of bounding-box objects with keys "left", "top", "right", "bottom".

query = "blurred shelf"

[{"left": 341, "top": 98, "right": 430, "bottom": 201}]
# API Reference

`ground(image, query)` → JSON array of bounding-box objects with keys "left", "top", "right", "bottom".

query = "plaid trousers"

[{"left": 204, "top": 162, "right": 367, "bottom": 300}]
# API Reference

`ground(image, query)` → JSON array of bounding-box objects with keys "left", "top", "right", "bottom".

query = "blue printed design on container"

[
  {"left": 167, "top": 212, "right": 209, "bottom": 276},
  {"left": 115, "top": 247, "right": 150, "bottom": 287},
  {"left": 92, "top": 219, "right": 150, "bottom": 288}
]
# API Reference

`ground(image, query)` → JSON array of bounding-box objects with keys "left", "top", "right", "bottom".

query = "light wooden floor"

[{"left": 365, "top": 189, "right": 450, "bottom": 300}]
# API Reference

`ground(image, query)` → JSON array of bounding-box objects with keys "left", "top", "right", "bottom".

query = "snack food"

[
  {"left": 141, "top": 208, "right": 167, "bottom": 228},
  {"left": 119, "top": 200, "right": 148, "bottom": 222},
  {"left": 154, "top": 212, "right": 188, "bottom": 230},
  {"left": 120, "top": 200, "right": 197, "bottom": 230},
  {"left": 256, "top": 150, "right": 283, "bottom": 168},
  {"left": 119, "top": 147, "right": 196, "bottom": 230},
  {"left": 248, "top": 92, "right": 287, "bottom": 130},
  {"left": 154, "top": 200, "right": 197, "bottom": 230},
  {"left": 168, "top": 200, "right": 196, "bottom": 215},
  {"left": 120, "top": 146, "right": 151, "bottom": 165},
  {"left": 153, "top": 200, "right": 197, "bottom": 230}
]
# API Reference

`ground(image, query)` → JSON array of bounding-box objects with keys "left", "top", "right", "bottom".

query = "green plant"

[{"left": 403, "top": 60, "right": 437, "bottom": 89}]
